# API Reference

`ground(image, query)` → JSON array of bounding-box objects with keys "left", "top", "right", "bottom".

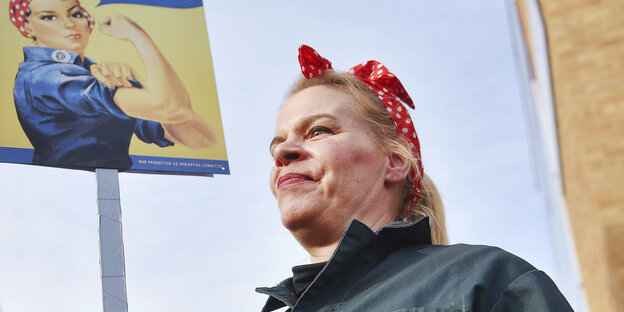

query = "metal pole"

[{"left": 95, "top": 168, "right": 129, "bottom": 312}]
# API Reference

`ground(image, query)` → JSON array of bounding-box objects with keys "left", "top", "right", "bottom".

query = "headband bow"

[
  {"left": 298, "top": 44, "right": 424, "bottom": 203},
  {"left": 9, "top": 0, "right": 95, "bottom": 38}
]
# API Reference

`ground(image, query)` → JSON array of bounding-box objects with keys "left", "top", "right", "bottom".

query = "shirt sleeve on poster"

[
  {"left": 26, "top": 63, "right": 131, "bottom": 120},
  {"left": 134, "top": 121, "right": 174, "bottom": 147}
]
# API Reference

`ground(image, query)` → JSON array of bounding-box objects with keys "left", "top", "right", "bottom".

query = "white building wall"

[{"left": 506, "top": 1, "right": 588, "bottom": 310}]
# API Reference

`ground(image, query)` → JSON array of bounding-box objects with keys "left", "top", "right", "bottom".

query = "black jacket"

[{"left": 256, "top": 218, "right": 573, "bottom": 311}]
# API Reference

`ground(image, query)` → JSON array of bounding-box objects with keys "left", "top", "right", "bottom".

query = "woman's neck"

[
  {"left": 297, "top": 213, "right": 396, "bottom": 264},
  {"left": 307, "top": 242, "right": 340, "bottom": 263},
  {"left": 36, "top": 43, "right": 85, "bottom": 61}
]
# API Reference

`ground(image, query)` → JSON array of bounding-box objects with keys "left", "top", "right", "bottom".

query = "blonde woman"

[{"left": 256, "top": 45, "right": 572, "bottom": 312}]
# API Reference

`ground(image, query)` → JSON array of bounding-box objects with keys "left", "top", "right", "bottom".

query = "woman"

[
  {"left": 256, "top": 45, "right": 572, "bottom": 311},
  {"left": 9, "top": 0, "right": 215, "bottom": 169}
]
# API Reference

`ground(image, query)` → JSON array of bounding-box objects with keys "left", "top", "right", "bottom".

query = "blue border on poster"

[
  {"left": 97, "top": 0, "right": 202, "bottom": 8},
  {"left": 129, "top": 154, "right": 229, "bottom": 174},
  {"left": 0, "top": 146, "right": 34, "bottom": 164},
  {"left": 0, "top": 146, "right": 229, "bottom": 175}
]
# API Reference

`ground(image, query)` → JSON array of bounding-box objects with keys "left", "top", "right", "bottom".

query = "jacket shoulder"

[{"left": 402, "top": 243, "right": 535, "bottom": 268}]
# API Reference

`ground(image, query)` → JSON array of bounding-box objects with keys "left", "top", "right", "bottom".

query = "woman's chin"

[
  {"left": 65, "top": 45, "right": 86, "bottom": 56},
  {"left": 280, "top": 207, "right": 317, "bottom": 232}
]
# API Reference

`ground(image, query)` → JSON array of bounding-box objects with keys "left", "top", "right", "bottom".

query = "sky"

[{"left": 0, "top": 1, "right": 569, "bottom": 311}]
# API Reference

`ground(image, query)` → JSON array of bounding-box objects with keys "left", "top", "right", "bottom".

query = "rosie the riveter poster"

[{"left": 0, "top": 0, "right": 229, "bottom": 175}]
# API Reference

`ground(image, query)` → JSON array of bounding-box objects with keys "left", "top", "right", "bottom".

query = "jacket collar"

[
  {"left": 256, "top": 217, "right": 431, "bottom": 312},
  {"left": 23, "top": 46, "right": 95, "bottom": 68}
]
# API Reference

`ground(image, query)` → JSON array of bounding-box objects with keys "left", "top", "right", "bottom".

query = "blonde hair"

[{"left": 287, "top": 71, "right": 449, "bottom": 245}]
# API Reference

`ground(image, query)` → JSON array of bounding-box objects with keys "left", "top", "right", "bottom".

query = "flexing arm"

[
  {"left": 163, "top": 115, "right": 217, "bottom": 148},
  {"left": 99, "top": 15, "right": 215, "bottom": 148}
]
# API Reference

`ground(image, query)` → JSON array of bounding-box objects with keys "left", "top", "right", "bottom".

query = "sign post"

[{"left": 96, "top": 168, "right": 128, "bottom": 312}]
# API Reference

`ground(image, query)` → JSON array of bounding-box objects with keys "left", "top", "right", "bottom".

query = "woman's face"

[
  {"left": 25, "top": 0, "right": 90, "bottom": 56},
  {"left": 270, "top": 85, "right": 391, "bottom": 237}
]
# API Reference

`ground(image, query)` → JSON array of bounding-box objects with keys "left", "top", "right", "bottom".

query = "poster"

[{"left": 0, "top": 0, "right": 229, "bottom": 175}]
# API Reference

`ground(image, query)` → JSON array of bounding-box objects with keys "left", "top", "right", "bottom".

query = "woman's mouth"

[
  {"left": 277, "top": 173, "right": 312, "bottom": 189},
  {"left": 67, "top": 33, "right": 81, "bottom": 40}
]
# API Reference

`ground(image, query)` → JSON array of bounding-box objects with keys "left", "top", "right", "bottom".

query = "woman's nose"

[
  {"left": 273, "top": 140, "right": 306, "bottom": 167},
  {"left": 64, "top": 17, "right": 75, "bottom": 28}
]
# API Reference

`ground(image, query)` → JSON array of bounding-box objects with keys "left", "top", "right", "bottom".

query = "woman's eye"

[
  {"left": 308, "top": 126, "right": 332, "bottom": 138},
  {"left": 41, "top": 15, "right": 56, "bottom": 21},
  {"left": 72, "top": 12, "right": 84, "bottom": 18}
]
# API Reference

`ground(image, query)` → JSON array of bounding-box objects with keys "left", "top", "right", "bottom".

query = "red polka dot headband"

[
  {"left": 9, "top": 0, "right": 95, "bottom": 38},
  {"left": 298, "top": 44, "right": 424, "bottom": 203}
]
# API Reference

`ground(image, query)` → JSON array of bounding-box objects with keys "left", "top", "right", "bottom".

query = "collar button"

[{"left": 51, "top": 50, "right": 71, "bottom": 63}]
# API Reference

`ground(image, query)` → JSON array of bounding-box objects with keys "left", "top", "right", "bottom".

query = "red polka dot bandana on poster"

[
  {"left": 9, "top": 0, "right": 95, "bottom": 38},
  {"left": 298, "top": 44, "right": 424, "bottom": 202}
]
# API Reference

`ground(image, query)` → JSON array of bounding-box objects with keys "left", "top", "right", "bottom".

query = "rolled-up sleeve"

[{"left": 27, "top": 63, "right": 131, "bottom": 120}]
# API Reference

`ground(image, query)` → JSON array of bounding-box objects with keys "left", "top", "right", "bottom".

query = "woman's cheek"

[{"left": 269, "top": 166, "right": 278, "bottom": 195}]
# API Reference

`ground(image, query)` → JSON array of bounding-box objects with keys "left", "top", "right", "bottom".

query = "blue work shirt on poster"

[{"left": 13, "top": 47, "right": 173, "bottom": 169}]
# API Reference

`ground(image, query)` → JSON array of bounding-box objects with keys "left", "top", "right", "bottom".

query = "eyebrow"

[
  {"left": 32, "top": 5, "right": 79, "bottom": 16},
  {"left": 33, "top": 10, "right": 55, "bottom": 15},
  {"left": 269, "top": 113, "right": 337, "bottom": 155}
]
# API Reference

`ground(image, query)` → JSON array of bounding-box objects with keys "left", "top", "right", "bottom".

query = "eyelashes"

[
  {"left": 307, "top": 126, "right": 333, "bottom": 139},
  {"left": 38, "top": 10, "right": 84, "bottom": 21},
  {"left": 270, "top": 125, "right": 335, "bottom": 158}
]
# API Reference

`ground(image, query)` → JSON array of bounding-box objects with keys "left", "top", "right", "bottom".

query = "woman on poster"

[{"left": 9, "top": 0, "right": 215, "bottom": 169}]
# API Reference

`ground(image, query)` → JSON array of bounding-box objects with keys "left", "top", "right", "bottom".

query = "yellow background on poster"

[{"left": 0, "top": 0, "right": 227, "bottom": 164}]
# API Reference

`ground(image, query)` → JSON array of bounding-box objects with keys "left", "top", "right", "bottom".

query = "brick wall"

[{"left": 537, "top": 0, "right": 624, "bottom": 311}]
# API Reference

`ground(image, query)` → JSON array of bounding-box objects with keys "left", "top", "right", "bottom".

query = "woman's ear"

[
  {"left": 24, "top": 21, "right": 35, "bottom": 39},
  {"left": 385, "top": 153, "right": 411, "bottom": 184}
]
